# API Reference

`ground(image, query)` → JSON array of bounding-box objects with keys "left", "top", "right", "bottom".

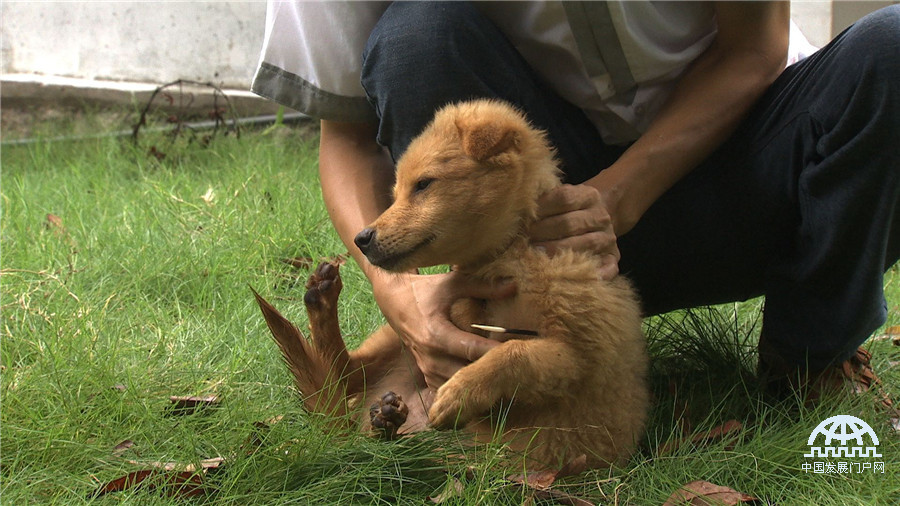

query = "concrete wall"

[
  {"left": 1, "top": 1, "right": 265, "bottom": 89},
  {"left": 831, "top": 0, "right": 898, "bottom": 34},
  {"left": 791, "top": 1, "right": 834, "bottom": 48},
  {"left": 1, "top": 1, "right": 897, "bottom": 103},
  {"left": 791, "top": 0, "right": 898, "bottom": 47}
]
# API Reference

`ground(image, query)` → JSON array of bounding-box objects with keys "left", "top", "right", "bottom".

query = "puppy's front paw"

[{"left": 428, "top": 378, "right": 488, "bottom": 429}]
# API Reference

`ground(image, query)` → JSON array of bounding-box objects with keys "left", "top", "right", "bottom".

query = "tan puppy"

[{"left": 256, "top": 99, "right": 649, "bottom": 470}]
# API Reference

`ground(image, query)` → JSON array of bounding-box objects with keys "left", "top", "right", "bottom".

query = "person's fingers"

[
  {"left": 421, "top": 316, "right": 502, "bottom": 361},
  {"left": 417, "top": 354, "right": 469, "bottom": 388},
  {"left": 534, "top": 184, "right": 600, "bottom": 218},
  {"left": 532, "top": 230, "right": 620, "bottom": 259},
  {"left": 595, "top": 253, "right": 620, "bottom": 280},
  {"left": 452, "top": 326, "right": 502, "bottom": 361},
  {"left": 528, "top": 208, "right": 611, "bottom": 243},
  {"left": 413, "top": 320, "right": 501, "bottom": 387}
]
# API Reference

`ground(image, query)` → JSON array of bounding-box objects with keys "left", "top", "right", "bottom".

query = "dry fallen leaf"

[
  {"left": 427, "top": 476, "right": 465, "bottom": 504},
  {"left": 46, "top": 213, "right": 67, "bottom": 236},
  {"left": 658, "top": 420, "right": 743, "bottom": 456},
  {"left": 507, "top": 468, "right": 559, "bottom": 491},
  {"left": 197, "top": 456, "right": 227, "bottom": 471},
  {"left": 148, "top": 146, "right": 167, "bottom": 161},
  {"left": 531, "top": 487, "right": 596, "bottom": 506},
  {"left": 168, "top": 395, "right": 219, "bottom": 414},
  {"left": 505, "top": 455, "right": 593, "bottom": 505},
  {"left": 872, "top": 325, "right": 900, "bottom": 344},
  {"left": 124, "top": 457, "right": 226, "bottom": 473},
  {"left": 507, "top": 454, "right": 588, "bottom": 491},
  {"left": 242, "top": 415, "right": 285, "bottom": 454},
  {"left": 200, "top": 187, "right": 216, "bottom": 206},
  {"left": 663, "top": 480, "right": 758, "bottom": 506},
  {"left": 112, "top": 440, "right": 134, "bottom": 457},
  {"left": 555, "top": 454, "right": 589, "bottom": 480},
  {"left": 93, "top": 469, "right": 206, "bottom": 498}
]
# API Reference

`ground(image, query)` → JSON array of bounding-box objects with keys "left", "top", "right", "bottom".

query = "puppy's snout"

[{"left": 354, "top": 227, "right": 377, "bottom": 254}]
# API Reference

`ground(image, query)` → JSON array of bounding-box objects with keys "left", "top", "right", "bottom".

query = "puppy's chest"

[
  {"left": 482, "top": 293, "right": 542, "bottom": 339},
  {"left": 478, "top": 256, "right": 549, "bottom": 339}
]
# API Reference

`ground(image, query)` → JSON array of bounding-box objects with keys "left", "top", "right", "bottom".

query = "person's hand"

[
  {"left": 528, "top": 184, "right": 620, "bottom": 280},
  {"left": 372, "top": 270, "right": 516, "bottom": 389}
]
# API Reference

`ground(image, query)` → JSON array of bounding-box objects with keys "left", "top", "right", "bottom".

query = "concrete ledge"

[{"left": 1, "top": 74, "right": 290, "bottom": 117}]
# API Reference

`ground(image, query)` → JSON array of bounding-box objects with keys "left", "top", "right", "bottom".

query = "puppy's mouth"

[{"left": 365, "top": 234, "right": 437, "bottom": 271}]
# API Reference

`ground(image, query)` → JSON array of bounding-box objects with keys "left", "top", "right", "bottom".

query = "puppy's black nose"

[{"left": 354, "top": 227, "right": 377, "bottom": 254}]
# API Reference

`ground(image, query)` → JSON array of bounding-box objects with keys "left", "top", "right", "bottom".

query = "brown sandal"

[{"left": 759, "top": 345, "right": 895, "bottom": 410}]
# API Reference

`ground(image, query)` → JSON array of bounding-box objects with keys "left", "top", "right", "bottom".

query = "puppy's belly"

[{"left": 363, "top": 365, "right": 434, "bottom": 434}]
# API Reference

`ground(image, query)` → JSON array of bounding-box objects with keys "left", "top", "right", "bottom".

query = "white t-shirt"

[{"left": 251, "top": 1, "right": 815, "bottom": 145}]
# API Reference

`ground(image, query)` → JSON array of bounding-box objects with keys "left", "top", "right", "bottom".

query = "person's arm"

[
  {"left": 530, "top": 1, "right": 790, "bottom": 274},
  {"left": 318, "top": 120, "right": 513, "bottom": 387},
  {"left": 318, "top": 120, "right": 395, "bottom": 279}
]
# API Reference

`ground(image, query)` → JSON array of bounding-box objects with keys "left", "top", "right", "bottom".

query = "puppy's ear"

[{"left": 457, "top": 118, "right": 519, "bottom": 162}]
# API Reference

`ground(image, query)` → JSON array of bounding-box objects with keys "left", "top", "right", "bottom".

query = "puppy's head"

[{"left": 355, "top": 100, "right": 560, "bottom": 271}]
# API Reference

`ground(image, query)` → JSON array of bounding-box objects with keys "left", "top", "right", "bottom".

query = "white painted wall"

[{"left": 1, "top": 1, "right": 265, "bottom": 89}]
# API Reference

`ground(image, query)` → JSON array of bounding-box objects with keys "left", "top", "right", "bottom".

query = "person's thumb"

[
  {"left": 457, "top": 276, "right": 517, "bottom": 300},
  {"left": 441, "top": 320, "right": 502, "bottom": 361}
]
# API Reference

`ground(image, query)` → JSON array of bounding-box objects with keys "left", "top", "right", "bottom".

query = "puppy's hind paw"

[
  {"left": 369, "top": 391, "right": 409, "bottom": 441},
  {"left": 303, "top": 262, "right": 343, "bottom": 310}
]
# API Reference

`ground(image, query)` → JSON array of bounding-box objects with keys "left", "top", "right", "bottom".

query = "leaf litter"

[
  {"left": 657, "top": 420, "right": 744, "bottom": 457},
  {"left": 506, "top": 454, "right": 595, "bottom": 506},
  {"left": 663, "top": 480, "right": 758, "bottom": 506},
  {"left": 426, "top": 455, "right": 594, "bottom": 505},
  {"left": 93, "top": 392, "right": 285, "bottom": 498}
]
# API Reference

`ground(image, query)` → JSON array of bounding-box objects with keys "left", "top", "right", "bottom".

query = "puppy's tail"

[{"left": 251, "top": 287, "right": 351, "bottom": 418}]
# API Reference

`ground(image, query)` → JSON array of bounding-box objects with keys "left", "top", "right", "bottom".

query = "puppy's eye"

[{"left": 413, "top": 178, "right": 435, "bottom": 194}]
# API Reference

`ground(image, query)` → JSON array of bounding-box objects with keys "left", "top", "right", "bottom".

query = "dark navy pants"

[{"left": 360, "top": 2, "right": 900, "bottom": 370}]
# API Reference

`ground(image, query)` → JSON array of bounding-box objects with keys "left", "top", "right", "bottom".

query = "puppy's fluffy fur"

[{"left": 257, "top": 100, "right": 649, "bottom": 470}]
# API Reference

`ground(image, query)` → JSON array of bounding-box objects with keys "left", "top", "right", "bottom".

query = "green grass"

[{"left": 2, "top": 118, "right": 898, "bottom": 504}]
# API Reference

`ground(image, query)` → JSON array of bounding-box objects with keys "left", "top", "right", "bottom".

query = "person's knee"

[
  {"left": 855, "top": 4, "right": 900, "bottom": 35},
  {"left": 360, "top": 1, "right": 498, "bottom": 154},
  {"left": 841, "top": 6, "right": 900, "bottom": 81},
  {"left": 816, "top": 5, "right": 900, "bottom": 143},
  {"left": 362, "top": 1, "right": 482, "bottom": 80}
]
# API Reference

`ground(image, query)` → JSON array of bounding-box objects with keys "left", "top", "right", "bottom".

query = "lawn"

[{"left": 2, "top": 112, "right": 898, "bottom": 504}]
